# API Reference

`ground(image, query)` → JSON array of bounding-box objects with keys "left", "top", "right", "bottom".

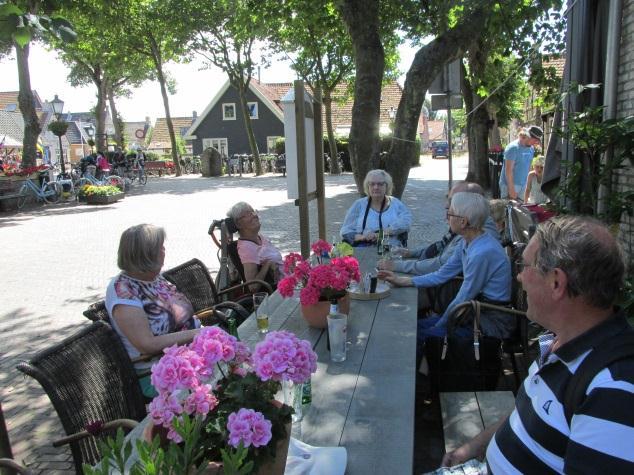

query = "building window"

[
  {"left": 203, "top": 138, "right": 229, "bottom": 158},
  {"left": 247, "top": 102, "right": 258, "bottom": 119},
  {"left": 222, "top": 103, "right": 236, "bottom": 120},
  {"left": 266, "top": 136, "right": 281, "bottom": 153}
]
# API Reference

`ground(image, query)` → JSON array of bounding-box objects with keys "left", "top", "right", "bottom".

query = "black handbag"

[{"left": 425, "top": 301, "right": 503, "bottom": 392}]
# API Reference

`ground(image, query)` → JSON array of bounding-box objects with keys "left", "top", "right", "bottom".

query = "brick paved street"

[{"left": 0, "top": 154, "right": 467, "bottom": 473}]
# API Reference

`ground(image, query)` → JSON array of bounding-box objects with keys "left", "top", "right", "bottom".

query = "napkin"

[{"left": 285, "top": 437, "right": 347, "bottom": 475}]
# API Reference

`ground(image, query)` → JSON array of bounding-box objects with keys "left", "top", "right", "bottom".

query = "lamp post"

[
  {"left": 50, "top": 95, "right": 67, "bottom": 174},
  {"left": 84, "top": 124, "right": 95, "bottom": 153}
]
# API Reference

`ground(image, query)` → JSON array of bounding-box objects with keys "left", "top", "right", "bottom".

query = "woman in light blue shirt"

[
  {"left": 379, "top": 192, "right": 514, "bottom": 341},
  {"left": 340, "top": 169, "right": 412, "bottom": 247}
]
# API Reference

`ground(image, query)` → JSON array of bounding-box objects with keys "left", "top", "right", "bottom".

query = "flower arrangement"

[
  {"left": 278, "top": 239, "right": 360, "bottom": 306},
  {"left": 80, "top": 185, "right": 122, "bottom": 197},
  {"left": 1, "top": 164, "right": 47, "bottom": 177},
  {"left": 130, "top": 327, "right": 317, "bottom": 474}
]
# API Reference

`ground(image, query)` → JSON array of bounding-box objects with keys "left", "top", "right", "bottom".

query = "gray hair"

[
  {"left": 489, "top": 199, "right": 508, "bottom": 226},
  {"left": 227, "top": 202, "right": 253, "bottom": 222},
  {"left": 117, "top": 224, "right": 165, "bottom": 274},
  {"left": 450, "top": 192, "right": 490, "bottom": 230},
  {"left": 534, "top": 215, "right": 625, "bottom": 308},
  {"left": 451, "top": 181, "right": 485, "bottom": 196},
  {"left": 363, "top": 169, "right": 394, "bottom": 196}
]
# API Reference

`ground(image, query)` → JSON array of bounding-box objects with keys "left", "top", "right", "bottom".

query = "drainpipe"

[{"left": 597, "top": 0, "right": 623, "bottom": 216}]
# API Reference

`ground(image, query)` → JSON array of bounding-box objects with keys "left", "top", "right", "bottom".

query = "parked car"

[{"left": 431, "top": 140, "right": 449, "bottom": 159}]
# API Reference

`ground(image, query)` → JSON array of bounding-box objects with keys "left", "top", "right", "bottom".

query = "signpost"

[
  {"left": 281, "top": 81, "right": 326, "bottom": 258},
  {"left": 430, "top": 59, "right": 463, "bottom": 189}
]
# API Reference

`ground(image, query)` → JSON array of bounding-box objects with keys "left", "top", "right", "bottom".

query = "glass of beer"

[{"left": 253, "top": 292, "right": 269, "bottom": 334}]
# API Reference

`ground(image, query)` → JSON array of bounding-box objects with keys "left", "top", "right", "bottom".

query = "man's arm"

[
  {"left": 505, "top": 163, "right": 517, "bottom": 199},
  {"left": 442, "top": 415, "right": 508, "bottom": 466}
]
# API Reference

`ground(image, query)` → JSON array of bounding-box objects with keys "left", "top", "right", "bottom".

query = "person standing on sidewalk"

[{"left": 499, "top": 126, "right": 542, "bottom": 200}]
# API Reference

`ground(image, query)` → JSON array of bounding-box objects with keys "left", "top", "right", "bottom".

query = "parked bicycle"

[
  {"left": 111, "top": 156, "right": 146, "bottom": 185},
  {"left": 17, "top": 176, "right": 60, "bottom": 209}
]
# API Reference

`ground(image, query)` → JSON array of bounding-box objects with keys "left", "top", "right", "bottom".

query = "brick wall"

[{"left": 617, "top": 0, "right": 634, "bottom": 264}]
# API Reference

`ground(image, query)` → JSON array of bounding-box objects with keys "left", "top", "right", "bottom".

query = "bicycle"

[{"left": 17, "top": 177, "right": 61, "bottom": 209}]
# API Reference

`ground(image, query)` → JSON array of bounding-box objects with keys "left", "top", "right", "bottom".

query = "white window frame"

[
  {"left": 203, "top": 138, "right": 229, "bottom": 158},
  {"left": 247, "top": 102, "right": 259, "bottom": 119},
  {"left": 222, "top": 103, "right": 236, "bottom": 120},
  {"left": 266, "top": 136, "right": 281, "bottom": 153}
]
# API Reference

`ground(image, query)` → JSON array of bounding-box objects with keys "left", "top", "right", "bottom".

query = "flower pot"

[
  {"left": 300, "top": 292, "right": 350, "bottom": 329},
  {"left": 143, "top": 409, "right": 291, "bottom": 475},
  {"left": 85, "top": 192, "right": 124, "bottom": 204}
]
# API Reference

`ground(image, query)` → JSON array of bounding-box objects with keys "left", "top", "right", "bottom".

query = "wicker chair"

[
  {"left": 16, "top": 321, "right": 146, "bottom": 473},
  {"left": 82, "top": 300, "right": 109, "bottom": 323},
  {"left": 162, "top": 258, "right": 272, "bottom": 326}
]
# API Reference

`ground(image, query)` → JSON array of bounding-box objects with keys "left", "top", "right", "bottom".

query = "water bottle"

[{"left": 302, "top": 377, "right": 312, "bottom": 407}]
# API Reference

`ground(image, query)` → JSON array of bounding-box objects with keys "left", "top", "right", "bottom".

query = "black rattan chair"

[
  {"left": 16, "top": 321, "right": 146, "bottom": 473},
  {"left": 82, "top": 300, "right": 109, "bottom": 323},
  {"left": 162, "top": 258, "right": 272, "bottom": 326}
]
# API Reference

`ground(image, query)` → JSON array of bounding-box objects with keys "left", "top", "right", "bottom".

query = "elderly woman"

[
  {"left": 378, "top": 192, "right": 514, "bottom": 343},
  {"left": 340, "top": 169, "right": 412, "bottom": 247},
  {"left": 106, "top": 224, "right": 200, "bottom": 396},
  {"left": 227, "top": 202, "right": 283, "bottom": 286}
]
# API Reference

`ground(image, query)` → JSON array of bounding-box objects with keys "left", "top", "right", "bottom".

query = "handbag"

[{"left": 425, "top": 301, "right": 503, "bottom": 392}]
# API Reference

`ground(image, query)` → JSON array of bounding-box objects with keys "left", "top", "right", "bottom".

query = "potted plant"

[
  {"left": 277, "top": 240, "right": 360, "bottom": 328},
  {"left": 83, "top": 185, "right": 124, "bottom": 204},
  {"left": 86, "top": 327, "right": 316, "bottom": 474}
]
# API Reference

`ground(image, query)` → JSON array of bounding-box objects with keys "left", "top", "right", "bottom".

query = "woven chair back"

[
  {"left": 162, "top": 258, "right": 220, "bottom": 313},
  {"left": 16, "top": 321, "right": 146, "bottom": 472},
  {"left": 82, "top": 300, "right": 109, "bottom": 323}
]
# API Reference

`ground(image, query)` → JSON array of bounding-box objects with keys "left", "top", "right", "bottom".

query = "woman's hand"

[
  {"left": 377, "top": 270, "right": 412, "bottom": 287},
  {"left": 377, "top": 259, "right": 394, "bottom": 271}
]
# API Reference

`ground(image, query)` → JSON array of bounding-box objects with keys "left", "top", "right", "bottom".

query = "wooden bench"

[
  {"left": 144, "top": 161, "right": 167, "bottom": 176},
  {"left": 440, "top": 391, "right": 516, "bottom": 453}
]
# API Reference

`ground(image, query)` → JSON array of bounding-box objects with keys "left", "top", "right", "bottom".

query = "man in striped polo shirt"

[{"left": 442, "top": 215, "right": 634, "bottom": 473}]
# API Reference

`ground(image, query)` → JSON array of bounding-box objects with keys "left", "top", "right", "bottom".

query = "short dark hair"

[{"left": 534, "top": 216, "right": 625, "bottom": 308}]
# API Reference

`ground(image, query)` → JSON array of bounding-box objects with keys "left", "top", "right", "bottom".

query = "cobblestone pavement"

[{"left": 0, "top": 154, "right": 467, "bottom": 473}]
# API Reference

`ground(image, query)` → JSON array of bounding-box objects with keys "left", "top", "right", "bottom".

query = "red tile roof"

[
  {"left": 148, "top": 117, "right": 194, "bottom": 150},
  {"left": 0, "top": 90, "right": 43, "bottom": 112},
  {"left": 427, "top": 120, "right": 446, "bottom": 141},
  {"left": 252, "top": 80, "right": 406, "bottom": 132},
  {"left": 542, "top": 55, "right": 565, "bottom": 78}
]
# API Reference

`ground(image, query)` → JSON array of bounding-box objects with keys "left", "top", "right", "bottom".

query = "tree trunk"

[
  {"left": 107, "top": 83, "right": 124, "bottom": 148},
  {"left": 388, "top": 7, "right": 490, "bottom": 197},
  {"left": 339, "top": 0, "right": 384, "bottom": 194},
  {"left": 15, "top": 42, "right": 41, "bottom": 169},
  {"left": 323, "top": 90, "right": 341, "bottom": 174},
  {"left": 150, "top": 36, "right": 181, "bottom": 176},
  {"left": 94, "top": 72, "right": 108, "bottom": 152},
  {"left": 236, "top": 81, "right": 261, "bottom": 175}
]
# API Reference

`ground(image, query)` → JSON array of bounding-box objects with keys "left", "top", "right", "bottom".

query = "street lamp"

[
  {"left": 84, "top": 124, "right": 95, "bottom": 153},
  {"left": 50, "top": 95, "right": 67, "bottom": 174}
]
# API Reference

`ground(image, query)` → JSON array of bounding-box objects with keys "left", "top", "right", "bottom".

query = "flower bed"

[{"left": 82, "top": 185, "right": 124, "bottom": 204}]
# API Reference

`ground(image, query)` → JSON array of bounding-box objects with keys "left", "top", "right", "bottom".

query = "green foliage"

[
  {"left": 555, "top": 102, "right": 634, "bottom": 224},
  {"left": 47, "top": 120, "right": 69, "bottom": 137},
  {"left": 220, "top": 443, "right": 254, "bottom": 475}
]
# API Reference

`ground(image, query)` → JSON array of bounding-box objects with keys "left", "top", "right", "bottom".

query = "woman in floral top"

[{"left": 106, "top": 223, "right": 200, "bottom": 396}]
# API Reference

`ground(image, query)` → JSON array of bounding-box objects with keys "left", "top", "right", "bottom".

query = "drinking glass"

[
  {"left": 391, "top": 245, "right": 406, "bottom": 261},
  {"left": 253, "top": 292, "right": 269, "bottom": 334},
  {"left": 327, "top": 313, "right": 347, "bottom": 362}
]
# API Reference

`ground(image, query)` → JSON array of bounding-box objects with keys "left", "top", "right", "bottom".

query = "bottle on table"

[
  {"left": 227, "top": 315, "right": 239, "bottom": 340},
  {"left": 326, "top": 300, "right": 347, "bottom": 362},
  {"left": 302, "top": 377, "right": 312, "bottom": 407},
  {"left": 382, "top": 228, "right": 391, "bottom": 258},
  {"left": 377, "top": 228, "right": 384, "bottom": 255}
]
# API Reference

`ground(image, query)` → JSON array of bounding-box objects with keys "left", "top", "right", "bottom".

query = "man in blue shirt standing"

[{"left": 499, "top": 126, "right": 542, "bottom": 200}]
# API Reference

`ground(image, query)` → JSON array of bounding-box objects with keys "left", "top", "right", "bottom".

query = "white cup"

[{"left": 327, "top": 313, "right": 347, "bottom": 362}]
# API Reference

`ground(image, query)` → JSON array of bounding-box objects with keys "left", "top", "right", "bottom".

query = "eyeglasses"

[
  {"left": 515, "top": 259, "right": 538, "bottom": 273},
  {"left": 369, "top": 182, "right": 386, "bottom": 187},
  {"left": 446, "top": 212, "right": 463, "bottom": 219}
]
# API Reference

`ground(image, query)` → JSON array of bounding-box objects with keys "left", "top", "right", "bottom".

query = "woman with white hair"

[
  {"left": 227, "top": 201, "right": 283, "bottom": 286},
  {"left": 379, "top": 192, "right": 514, "bottom": 343},
  {"left": 340, "top": 169, "right": 412, "bottom": 247}
]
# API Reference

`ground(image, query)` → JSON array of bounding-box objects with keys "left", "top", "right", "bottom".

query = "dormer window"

[{"left": 222, "top": 103, "right": 236, "bottom": 120}]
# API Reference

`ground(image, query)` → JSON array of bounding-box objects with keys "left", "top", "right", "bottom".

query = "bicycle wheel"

[
  {"left": 17, "top": 184, "right": 30, "bottom": 209},
  {"left": 43, "top": 182, "right": 60, "bottom": 203},
  {"left": 139, "top": 169, "right": 147, "bottom": 185}
]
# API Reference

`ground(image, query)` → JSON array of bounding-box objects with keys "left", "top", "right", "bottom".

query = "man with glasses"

[{"left": 441, "top": 215, "right": 634, "bottom": 473}]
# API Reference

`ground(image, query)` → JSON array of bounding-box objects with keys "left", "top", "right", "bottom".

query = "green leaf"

[
  {"left": 12, "top": 26, "right": 31, "bottom": 47},
  {"left": 0, "top": 4, "right": 23, "bottom": 17}
]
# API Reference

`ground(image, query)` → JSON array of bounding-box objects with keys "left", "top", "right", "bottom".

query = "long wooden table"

[{"left": 238, "top": 247, "right": 418, "bottom": 474}]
